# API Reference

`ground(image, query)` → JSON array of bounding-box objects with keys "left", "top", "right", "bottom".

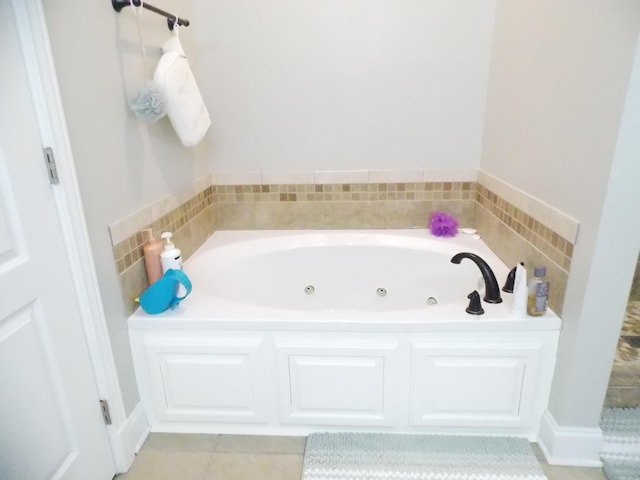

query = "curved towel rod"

[{"left": 112, "top": 0, "right": 190, "bottom": 30}]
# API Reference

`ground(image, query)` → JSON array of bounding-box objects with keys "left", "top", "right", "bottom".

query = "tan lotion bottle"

[{"left": 142, "top": 229, "right": 163, "bottom": 285}]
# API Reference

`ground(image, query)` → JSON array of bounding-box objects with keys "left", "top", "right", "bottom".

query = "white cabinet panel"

[
  {"left": 410, "top": 341, "right": 542, "bottom": 427},
  {"left": 289, "top": 356, "right": 384, "bottom": 413},
  {"left": 143, "top": 337, "right": 268, "bottom": 423},
  {"left": 275, "top": 339, "right": 401, "bottom": 426},
  {"left": 129, "top": 330, "right": 557, "bottom": 437}
]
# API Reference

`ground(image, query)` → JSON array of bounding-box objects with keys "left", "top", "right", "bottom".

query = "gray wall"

[
  {"left": 482, "top": 0, "right": 640, "bottom": 428},
  {"left": 194, "top": 0, "right": 497, "bottom": 172},
  {"left": 43, "top": 0, "right": 211, "bottom": 415}
]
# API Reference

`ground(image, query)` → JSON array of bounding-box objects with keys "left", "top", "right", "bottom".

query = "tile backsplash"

[
  {"left": 111, "top": 187, "right": 214, "bottom": 275},
  {"left": 213, "top": 181, "right": 476, "bottom": 230},
  {"left": 111, "top": 185, "right": 215, "bottom": 314},
  {"left": 110, "top": 170, "right": 577, "bottom": 316},
  {"left": 476, "top": 184, "right": 573, "bottom": 272},
  {"left": 474, "top": 182, "right": 576, "bottom": 315}
]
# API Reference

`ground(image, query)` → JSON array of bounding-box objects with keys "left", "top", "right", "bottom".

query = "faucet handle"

[
  {"left": 502, "top": 262, "right": 525, "bottom": 293},
  {"left": 502, "top": 266, "right": 517, "bottom": 293},
  {"left": 466, "top": 290, "right": 485, "bottom": 315}
]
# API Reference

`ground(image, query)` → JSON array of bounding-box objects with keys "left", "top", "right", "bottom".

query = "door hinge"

[
  {"left": 42, "top": 147, "right": 59, "bottom": 184},
  {"left": 100, "top": 399, "right": 112, "bottom": 425}
]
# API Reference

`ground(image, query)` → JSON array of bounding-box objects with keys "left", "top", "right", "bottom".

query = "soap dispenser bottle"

[
  {"left": 160, "top": 232, "right": 185, "bottom": 297},
  {"left": 160, "top": 232, "right": 183, "bottom": 273}
]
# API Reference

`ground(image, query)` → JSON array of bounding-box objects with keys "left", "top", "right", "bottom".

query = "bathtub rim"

[{"left": 129, "top": 229, "right": 561, "bottom": 332}]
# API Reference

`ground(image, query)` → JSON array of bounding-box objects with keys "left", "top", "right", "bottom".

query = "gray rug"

[
  {"left": 302, "top": 432, "right": 547, "bottom": 480},
  {"left": 601, "top": 408, "right": 640, "bottom": 480}
]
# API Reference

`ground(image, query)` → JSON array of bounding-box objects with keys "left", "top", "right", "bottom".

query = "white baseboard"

[
  {"left": 111, "top": 402, "right": 150, "bottom": 473},
  {"left": 537, "top": 409, "right": 603, "bottom": 467}
]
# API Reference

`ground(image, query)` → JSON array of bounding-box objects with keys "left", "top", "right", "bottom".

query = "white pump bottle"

[
  {"left": 160, "top": 232, "right": 183, "bottom": 273},
  {"left": 160, "top": 232, "right": 185, "bottom": 297}
]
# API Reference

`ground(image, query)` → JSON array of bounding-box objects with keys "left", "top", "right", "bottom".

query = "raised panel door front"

[
  {"left": 143, "top": 337, "right": 269, "bottom": 424},
  {"left": 275, "top": 338, "right": 401, "bottom": 426},
  {"left": 410, "top": 341, "right": 542, "bottom": 428}
]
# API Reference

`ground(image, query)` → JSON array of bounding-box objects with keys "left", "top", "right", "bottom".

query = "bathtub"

[
  {"left": 128, "top": 230, "right": 560, "bottom": 439},
  {"left": 130, "top": 229, "right": 560, "bottom": 330}
]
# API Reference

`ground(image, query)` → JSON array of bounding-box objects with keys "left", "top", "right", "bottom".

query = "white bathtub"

[
  {"left": 128, "top": 230, "right": 560, "bottom": 439},
  {"left": 130, "top": 230, "right": 560, "bottom": 330}
]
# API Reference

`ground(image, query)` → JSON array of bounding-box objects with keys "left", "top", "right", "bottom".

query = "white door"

[{"left": 0, "top": 2, "right": 116, "bottom": 479}]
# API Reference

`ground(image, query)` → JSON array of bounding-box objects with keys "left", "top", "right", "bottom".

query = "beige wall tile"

[
  {"left": 404, "top": 201, "right": 436, "bottom": 229},
  {"left": 255, "top": 202, "right": 332, "bottom": 229},
  {"left": 120, "top": 259, "right": 147, "bottom": 316},
  {"left": 478, "top": 170, "right": 579, "bottom": 243},
  {"left": 327, "top": 201, "right": 408, "bottom": 229},
  {"left": 214, "top": 204, "right": 257, "bottom": 229},
  {"left": 194, "top": 174, "right": 213, "bottom": 194},
  {"left": 423, "top": 169, "right": 477, "bottom": 182},
  {"left": 151, "top": 194, "right": 181, "bottom": 221},
  {"left": 368, "top": 170, "right": 424, "bottom": 183},
  {"left": 173, "top": 209, "right": 214, "bottom": 261},
  {"left": 475, "top": 204, "right": 567, "bottom": 314},
  {"left": 314, "top": 170, "right": 368, "bottom": 184},
  {"left": 261, "top": 171, "right": 315, "bottom": 184},
  {"left": 109, "top": 205, "right": 154, "bottom": 246}
]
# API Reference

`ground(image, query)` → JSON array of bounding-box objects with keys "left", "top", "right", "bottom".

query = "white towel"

[{"left": 154, "top": 31, "right": 210, "bottom": 147}]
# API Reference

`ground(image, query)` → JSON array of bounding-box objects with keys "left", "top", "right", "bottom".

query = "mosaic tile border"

[
  {"left": 476, "top": 184, "right": 574, "bottom": 272},
  {"left": 112, "top": 179, "right": 577, "bottom": 276},
  {"left": 112, "top": 186, "right": 213, "bottom": 274},
  {"left": 477, "top": 170, "right": 580, "bottom": 243},
  {"left": 111, "top": 182, "right": 475, "bottom": 276},
  {"left": 213, "top": 182, "right": 476, "bottom": 203}
]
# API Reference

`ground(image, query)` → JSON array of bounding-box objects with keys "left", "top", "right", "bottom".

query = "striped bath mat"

[
  {"left": 601, "top": 408, "right": 640, "bottom": 480},
  {"left": 302, "top": 432, "right": 547, "bottom": 480}
]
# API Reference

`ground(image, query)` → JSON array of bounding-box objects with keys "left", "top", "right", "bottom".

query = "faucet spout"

[{"left": 451, "top": 252, "right": 503, "bottom": 304}]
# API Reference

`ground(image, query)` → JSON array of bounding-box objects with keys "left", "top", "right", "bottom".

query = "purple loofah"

[{"left": 429, "top": 211, "right": 459, "bottom": 237}]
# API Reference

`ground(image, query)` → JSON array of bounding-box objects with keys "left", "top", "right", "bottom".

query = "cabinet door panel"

[
  {"left": 275, "top": 338, "right": 400, "bottom": 426},
  {"left": 143, "top": 337, "right": 269, "bottom": 423},
  {"left": 410, "top": 342, "right": 542, "bottom": 427}
]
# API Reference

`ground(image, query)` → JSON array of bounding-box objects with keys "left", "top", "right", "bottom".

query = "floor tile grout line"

[
  {"left": 199, "top": 451, "right": 216, "bottom": 480},
  {"left": 210, "top": 433, "right": 221, "bottom": 453}
]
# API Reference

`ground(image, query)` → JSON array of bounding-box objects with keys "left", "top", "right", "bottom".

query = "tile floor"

[
  {"left": 116, "top": 433, "right": 607, "bottom": 480},
  {"left": 605, "top": 300, "right": 640, "bottom": 407}
]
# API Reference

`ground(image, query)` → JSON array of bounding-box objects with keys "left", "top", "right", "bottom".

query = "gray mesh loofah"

[{"left": 129, "top": 81, "right": 167, "bottom": 123}]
